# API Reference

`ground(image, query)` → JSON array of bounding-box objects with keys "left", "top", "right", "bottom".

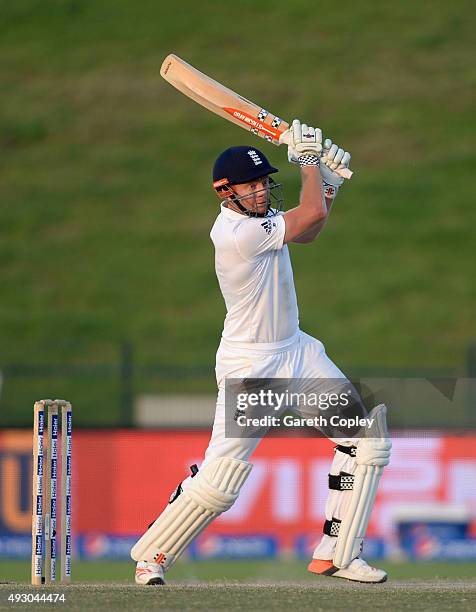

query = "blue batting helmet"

[{"left": 212, "top": 146, "right": 279, "bottom": 188}]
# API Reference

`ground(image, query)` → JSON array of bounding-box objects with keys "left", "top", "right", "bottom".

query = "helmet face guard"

[
  {"left": 232, "top": 177, "right": 284, "bottom": 217},
  {"left": 215, "top": 176, "right": 284, "bottom": 218}
]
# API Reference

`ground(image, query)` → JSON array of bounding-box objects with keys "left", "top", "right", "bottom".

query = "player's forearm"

[
  {"left": 298, "top": 166, "right": 327, "bottom": 223},
  {"left": 292, "top": 197, "right": 334, "bottom": 243},
  {"left": 283, "top": 166, "right": 327, "bottom": 244}
]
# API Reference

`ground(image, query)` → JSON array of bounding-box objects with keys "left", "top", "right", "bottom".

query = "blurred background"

[{"left": 1, "top": 0, "right": 475, "bottom": 581}]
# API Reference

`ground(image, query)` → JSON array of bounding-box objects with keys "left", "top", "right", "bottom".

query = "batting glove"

[
  {"left": 286, "top": 119, "right": 323, "bottom": 167},
  {"left": 320, "top": 138, "right": 352, "bottom": 187}
]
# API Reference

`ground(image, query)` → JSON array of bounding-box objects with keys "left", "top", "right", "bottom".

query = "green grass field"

[
  {"left": 1, "top": 0, "right": 475, "bottom": 424},
  {"left": 1, "top": 561, "right": 475, "bottom": 611}
]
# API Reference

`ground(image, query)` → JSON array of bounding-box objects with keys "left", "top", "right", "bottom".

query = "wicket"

[{"left": 31, "top": 399, "right": 72, "bottom": 586}]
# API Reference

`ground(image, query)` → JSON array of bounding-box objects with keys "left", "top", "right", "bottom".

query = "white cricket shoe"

[
  {"left": 135, "top": 560, "right": 166, "bottom": 585},
  {"left": 308, "top": 557, "right": 387, "bottom": 583}
]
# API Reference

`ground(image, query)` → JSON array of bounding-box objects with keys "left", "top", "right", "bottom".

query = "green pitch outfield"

[{"left": 1, "top": 561, "right": 475, "bottom": 611}]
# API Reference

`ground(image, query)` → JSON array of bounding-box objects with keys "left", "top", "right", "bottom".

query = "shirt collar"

[{"left": 220, "top": 203, "right": 246, "bottom": 219}]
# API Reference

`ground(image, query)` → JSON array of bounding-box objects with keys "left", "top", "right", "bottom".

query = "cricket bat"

[{"left": 160, "top": 54, "right": 352, "bottom": 180}]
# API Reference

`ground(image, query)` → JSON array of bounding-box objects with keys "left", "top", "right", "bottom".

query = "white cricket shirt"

[{"left": 210, "top": 204, "right": 299, "bottom": 344}]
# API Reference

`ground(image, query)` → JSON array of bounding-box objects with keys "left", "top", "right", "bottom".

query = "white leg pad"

[
  {"left": 333, "top": 404, "right": 391, "bottom": 568},
  {"left": 130, "top": 456, "right": 252, "bottom": 570},
  {"left": 333, "top": 463, "right": 383, "bottom": 568}
]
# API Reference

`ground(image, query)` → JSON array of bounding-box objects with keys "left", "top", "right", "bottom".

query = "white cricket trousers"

[{"left": 188, "top": 329, "right": 358, "bottom": 560}]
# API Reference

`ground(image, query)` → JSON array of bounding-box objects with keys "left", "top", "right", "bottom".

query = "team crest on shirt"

[{"left": 261, "top": 219, "right": 276, "bottom": 234}]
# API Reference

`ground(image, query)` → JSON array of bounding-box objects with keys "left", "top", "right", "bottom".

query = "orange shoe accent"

[{"left": 308, "top": 558, "right": 338, "bottom": 576}]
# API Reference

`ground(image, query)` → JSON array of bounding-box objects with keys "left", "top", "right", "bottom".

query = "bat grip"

[{"left": 279, "top": 130, "right": 353, "bottom": 180}]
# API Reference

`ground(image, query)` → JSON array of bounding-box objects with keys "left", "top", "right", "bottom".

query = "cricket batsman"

[{"left": 131, "top": 120, "right": 391, "bottom": 585}]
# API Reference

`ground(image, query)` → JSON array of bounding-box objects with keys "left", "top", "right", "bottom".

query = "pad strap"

[
  {"left": 335, "top": 444, "right": 357, "bottom": 457},
  {"left": 329, "top": 472, "right": 354, "bottom": 491},
  {"left": 323, "top": 517, "right": 341, "bottom": 537},
  {"left": 168, "top": 464, "right": 199, "bottom": 505}
]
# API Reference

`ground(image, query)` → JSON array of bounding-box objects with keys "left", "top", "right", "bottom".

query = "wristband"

[{"left": 298, "top": 154, "right": 320, "bottom": 167}]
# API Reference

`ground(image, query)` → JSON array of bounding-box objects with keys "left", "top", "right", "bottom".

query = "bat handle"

[{"left": 279, "top": 130, "right": 353, "bottom": 180}]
